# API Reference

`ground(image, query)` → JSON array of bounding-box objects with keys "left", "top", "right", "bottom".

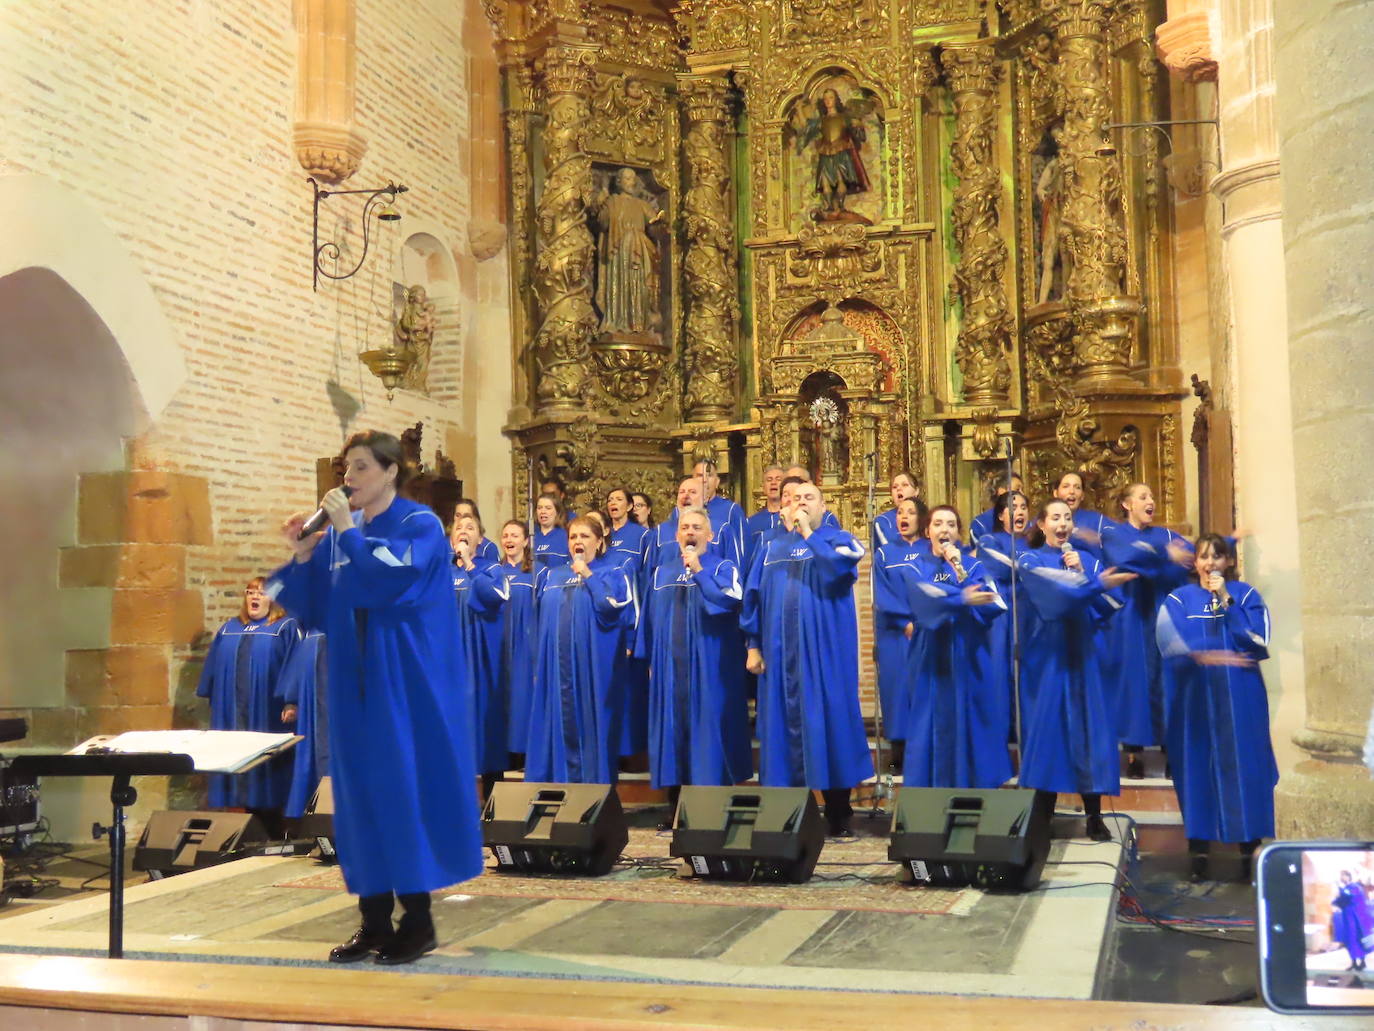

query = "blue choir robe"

[
  {"left": 705, "top": 496, "right": 747, "bottom": 570},
  {"left": 742, "top": 524, "right": 874, "bottom": 790},
  {"left": 745, "top": 507, "right": 781, "bottom": 573},
  {"left": 1100, "top": 523, "right": 1192, "bottom": 746},
  {"left": 871, "top": 538, "right": 931, "bottom": 740},
  {"left": 473, "top": 536, "right": 499, "bottom": 564},
  {"left": 607, "top": 523, "right": 650, "bottom": 757},
  {"left": 525, "top": 554, "right": 634, "bottom": 783},
  {"left": 195, "top": 615, "right": 300, "bottom": 810},
  {"left": 970, "top": 506, "right": 997, "bottom": 543},
  {"left": 889, "top": 549, "right": 1011, "bottom": 789},
  {"left": 1156, "top": 581, "right": 1277, "bottom": 843},
  {"left": 482, "top": 560, "right": 536, "bottom": 755},
  {"left": 870, "top": 507, "right": 900, "bottom": 552},
  {"left": 1069, "top": 509, "right": 1115, "bottom": 560},
  {"left": 1015, "top": 546, "right": 1122, "bottom": 797},
  {"left": 1332, "top": 883, "right": 1374, "bottom": 961},
  {"left": 453, "top": 558, "right": 509, "bottom": 775},
  {"left": 268, "top": 497, "right": 484, "bottom": 898},
  {"left": 976, "top": 532, "right": 1033, "bottom": 741},
  {"left": 638, "top": 552, "right": 752, "bottom": 789},
  {"left": 279, "top": 629, "right": 328, "bottom": 819},
  {"left": 533, "top": 525, "right": 570, "bottom": 573}
]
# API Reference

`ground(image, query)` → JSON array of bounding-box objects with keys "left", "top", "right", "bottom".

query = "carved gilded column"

[
  {"left": 941, "top": 42, "right": 1012, "bottom": 406},
  {"left": 531, "top": 43, "right": 599, "bottom": 413},
  {"left": 293, "top": 0, "right": 367, "bottom": 183},
  {"left": 1047, "top": 0, "right": 1140, "bottom": 387},
  {"left": 679, "top": 74, "right": 739, "bottom": 424}
]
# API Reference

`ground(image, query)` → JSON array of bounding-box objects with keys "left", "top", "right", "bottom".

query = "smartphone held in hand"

[{"left": 1258, "top": 840, "right": 1374, "bottom": 1014}]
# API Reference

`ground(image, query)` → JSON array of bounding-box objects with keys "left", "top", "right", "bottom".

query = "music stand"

[{"left": 8, "top": 752, "right": 195, "bottom": 959}]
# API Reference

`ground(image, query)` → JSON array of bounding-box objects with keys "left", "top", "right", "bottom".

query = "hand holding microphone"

[
  {"left": 571, "top": 547, "right": 591, "bottom": 578},
  {"left": 682, "top": 541, "right": 702, "bottom": 573},
  {"left": 1203, "top": 570, "right": 1230, "bottom": 605},
  {"left": 942, "top": 541, "right": 967, "bottom": 582},
  {"left": 1059, "top": 540, "right": 1082, "bottom": 571},
  {"left": 298, "top": 485, "right": 355, "bottom": 538}
]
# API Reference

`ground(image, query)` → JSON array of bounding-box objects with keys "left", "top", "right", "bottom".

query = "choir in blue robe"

[
  {"left": 525, "top": 554, "right": 634, "bottom": 782},
  {"left": 1068, "top": 509, "right": 1115, "bottom": 560},
  {"left": 703, "top": 495, "right": 746, "bottom": 569},
  {"left": 1101, "top": 523, "right": 1191, "bottom": 745},
  {"left": 870, "top": 507, "right": 900, "bottom": 552},
  {"left": 196, "top": 614, "right": 300, "bottom": 810},
  {"left": 278, "top": 628, "right": 328, "bottom": 819},
  {"left": 1156, "top": 581, "right": 1277, "bottom": 843},
  {"left": 969, "top": 506, "right": 997, "bottom": 543},
  {"left": 886, "top": 548, "right": 1010, "bottom": 789},
  {"left": 744, "top": 507, "right": 781, "bottom": 572},
  {"left": 532, "top": 524, "right": 570, "bottom": 572},
  {"left": 472, "top": 536, "right": 499, "bottom": 564},
  {"left": 976, "top": 531, "right": 1033, "bottom": 741},
  {"left": 483, "top": 559, "right": 537, "bottom": 755},
  {"left": 1332, "top": 881, "right": 1374, "bottom": 963},
  {"left": 638, "top": 551, "right": 752, "bottom": 788},
  {"left": 453, "top": 557, "right": 509, "bottom": 776},
  {"left": 1015, "top": 547, "right": 1122, "bottom": 797},
  {"left": 871, "top": 537, "right": 930, "bottom": 741},
  {"left": 268, "top": 497, "right": 484, "bottom": 898},
  {"left": 607, "top": 521, "right": 650, "bottom": 757},
  {"left": 742, "top": 523, "right": 874, "bottom": 789}
]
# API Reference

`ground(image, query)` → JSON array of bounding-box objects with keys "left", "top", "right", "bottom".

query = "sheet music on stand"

[{"left": 67, "top": 730, "right": 299, "bottom": 774}]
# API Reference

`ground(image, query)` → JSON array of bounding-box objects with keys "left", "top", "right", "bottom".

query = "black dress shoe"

[
  {"left": 374, "top": 920, "right": 437, "bottom": 965},
  {"left": 1085, "top": 815, "right": 1112, "bottom": 842},
  {"left": 329, "top": 926, "right": 392, "bottom": 963},
  {"left": 827, "top": 825, "right": 855, "bottom": 839}
]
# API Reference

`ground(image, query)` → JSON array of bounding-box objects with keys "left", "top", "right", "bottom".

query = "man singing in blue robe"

[
  {"left": 638, "top": 506, "right": 752, "bottom": 810},
  {"left": 744, "top": 464, "right": 785, "bottom": 572},
  {"left": 693, "top": 457, "right": 746, "bottom": 570},
  {"left": 742, "top": 480, "right": 873, "bottom": 836}
]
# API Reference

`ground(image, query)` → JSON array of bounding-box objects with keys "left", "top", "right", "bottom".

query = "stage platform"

[{"left": 0, "top": 814, "right": 1124, "bottom": 999}]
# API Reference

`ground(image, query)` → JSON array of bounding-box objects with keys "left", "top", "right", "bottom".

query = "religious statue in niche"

[
  {"left": 1032, "top": 125, "right": 1066, "bottom": 306},
  {"left": 797, "top": 371, "right": 850, "bottom": 485},
  {"left": 591, "top": 166, "right": 666, "bottom": 341},
  {"left": 785, "top": 75, "right": 884, "bottom": 229},
  {"left": 394, "top": 284, "right": 436, "bottom": 393}
]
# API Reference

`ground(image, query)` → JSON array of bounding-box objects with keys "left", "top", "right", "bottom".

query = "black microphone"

[{"left": 299, "top": 486, "right": 353, "bottom": 539}]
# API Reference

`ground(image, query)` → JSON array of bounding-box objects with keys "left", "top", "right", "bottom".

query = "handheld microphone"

[
  {"left": 299, "top": 486, "right": 353, "bottom": 539},
  {"left": 1059, "top": 540, "right": 1076, "bottom": 566},
  {"left": 944, "top": 543, "right": 967, "bottom": 582},
  {"left": 683, "top": 543, "right": 696, "bottom": 555}
]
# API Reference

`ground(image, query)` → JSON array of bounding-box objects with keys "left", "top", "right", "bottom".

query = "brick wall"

[{"left": 0, "top": 0, "right": 510, "bottom": 829}]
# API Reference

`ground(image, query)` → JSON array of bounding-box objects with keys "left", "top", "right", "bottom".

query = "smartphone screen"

[{"left": 1258, "top": 842, "right": 1374, "bottom": 1013}]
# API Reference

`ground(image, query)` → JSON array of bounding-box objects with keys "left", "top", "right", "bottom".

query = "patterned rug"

[{"left": 274, "top": 826, "right": 976, "bottom": 916}]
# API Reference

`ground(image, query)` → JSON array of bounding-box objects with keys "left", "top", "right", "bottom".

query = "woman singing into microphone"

[
  {"left": 524, "top": 515, "right": 634, "bottom": 783},
  {"left": 1017, "top": 499, "right": 1136, "bottom": 841},
  {"left": 1157, "top": 533, "right": 1276, "bottom": 881},
  {"left": 268, "top": 430, "right": 482, "bottom": 966}
]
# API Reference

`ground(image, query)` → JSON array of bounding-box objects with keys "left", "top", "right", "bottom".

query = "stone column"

[
  {"left": 1272, "top": 0, "right": 1374, "bottom": 835},
  {"left": 679, "top": 74, "right": 739, "bottom": 424},
  {"left": 941, "top": 41, "right": 1012, "bottom": 407},
  {"left": 1046, "top": 0, "right": 1140, "bottom": 388},
  {"left": 530, "top": 43, "right": 599, "bottom": 413},
  {"left": 293, "top": 0, "right": 367, "bottom": 183}
]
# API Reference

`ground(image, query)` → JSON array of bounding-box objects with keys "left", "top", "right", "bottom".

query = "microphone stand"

[
  {"left": 1005, "top": 438, "right": 1024, "bottom": 773},
  {"left": 863, "top": 449, "right": 892, "bottom": 818}
]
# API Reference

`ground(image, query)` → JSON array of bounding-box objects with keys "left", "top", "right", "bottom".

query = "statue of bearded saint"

[{"left": 592, "top": 167, "right": 664, "bottom": 338}]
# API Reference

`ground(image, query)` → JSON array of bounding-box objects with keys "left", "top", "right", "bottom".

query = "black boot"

[
  {"left": 330, "top": 892, "right": 394, "bottom": 963},
  {"left": 1124, "top": 747, "right": 1145, "bottom": 780},
  {"left": 1083, "top": 794, "right": 1111, "bottom": 842},
  {"left": 1239, "top": 839, "right": 1260, "bottom": 884},
  {"left": 822, "top": 787, "right": 854, "bottom": 838},
  {"left": 1188, "top": 839, "right": 1210, "bottom": 883},
  {"left": 375, "top": 892, "right": 437, "bottom": 965}
]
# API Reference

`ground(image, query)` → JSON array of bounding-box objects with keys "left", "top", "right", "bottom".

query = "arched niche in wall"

[{"left": 389, "top": 226, "right": 462, "bottom": 401}]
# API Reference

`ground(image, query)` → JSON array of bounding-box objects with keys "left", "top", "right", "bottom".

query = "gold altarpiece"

[{"left": 489, "top": 0, "right": 1186, "bottom": 526}]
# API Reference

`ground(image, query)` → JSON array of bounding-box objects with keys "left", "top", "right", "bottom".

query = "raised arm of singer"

[{"left": 267, "top": 430, "right": 483, "bottom": 967}]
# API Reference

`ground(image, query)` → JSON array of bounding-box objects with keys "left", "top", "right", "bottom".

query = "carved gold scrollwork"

[
  {"left": 942, "top": 42, "right": 1013, "bottom": 407},
  {"left": 531, "top": 44, "right": 599, "bottom": 412},
  {"left": 680, "top": 74, "right": 739, "bottom": 424},
  {"left": 676, "top": 0, "right": 752, "bottom": 55},
  {"left": 786, "top": 224, "right": 882, "bottom": 285}
]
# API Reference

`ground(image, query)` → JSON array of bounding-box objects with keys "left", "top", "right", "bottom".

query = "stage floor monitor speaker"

[
  {"left": 133, "top": 810, "right": 269, "bottom": 878},
  {"left": 481, "top": 782, "right": 627, "bottom": 877},
  {"left": 888, "top": 787, "right": 1053, "bottom": 891},
  {"left": 670, "top": 786, "right": 826, "bottom": 884},
  {"left": 298, "top": 777, "right": 336, "bottom": 862}
]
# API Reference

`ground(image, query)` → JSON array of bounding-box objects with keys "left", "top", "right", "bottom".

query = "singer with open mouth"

[
  {"left": 1016, "top": 499, "right": 1137, "bottom": 842},
  {"left": 1156, "top": 532, "right": 1275, "bottom": 882},
  {"left": 268, "top": 429, "right": 483, "bottom": 967},
  {"left": 524, "top": 515, "right": 634, "bottom": 783},
  {"left": 637, "top": 505, "right": 752, "bottom": 816}
]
